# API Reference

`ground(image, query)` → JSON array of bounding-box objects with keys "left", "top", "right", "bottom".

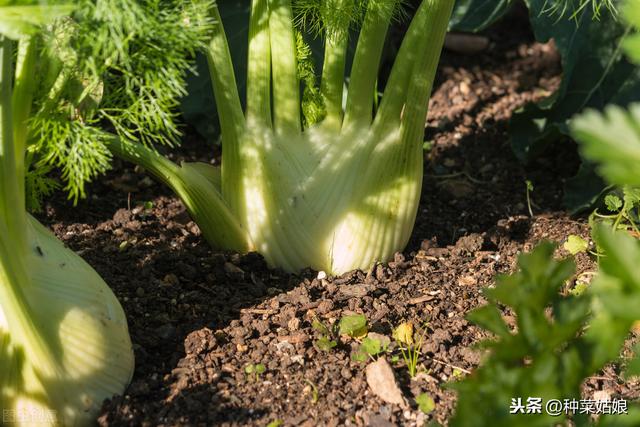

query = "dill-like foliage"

[
  {"left": 24, "top": 0, "right": 214, "bottom": 204},
  {"left": 542, "top": 0, "right": 618, "bottom": 20},
  {"left": 293, "top": 0, "right": 407, "bottom": 39}
]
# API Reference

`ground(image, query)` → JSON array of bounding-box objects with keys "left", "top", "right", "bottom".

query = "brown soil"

[{"left": 35, "top": 8, "right": 638, "bottom": 427}]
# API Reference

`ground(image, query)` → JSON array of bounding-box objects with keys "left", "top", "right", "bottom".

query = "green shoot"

[
  {"left": 393, "top": 321, "right": 427, "bottom": 377},
  {"left": 525, "top": 179, "right": 535, "bottom": 218},
  {"left": 312, "top": 317, "right": 338, "bottom": 351},
  {"left": 245, "top": 363, "right": 267, "bottom": 381}
]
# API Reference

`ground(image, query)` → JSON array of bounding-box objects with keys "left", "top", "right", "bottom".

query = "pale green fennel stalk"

[{"left": 109, "top": 0, "right": 455, "bottom": 275}]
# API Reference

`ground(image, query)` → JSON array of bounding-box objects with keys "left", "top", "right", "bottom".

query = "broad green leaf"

[
  {"left": 563, "top": 235, "right": 588, "bottom": 254},
  {"left": 571, "top": 104, "right": 640, "bottom": 187},
  {"left": 509, "top": 0, "right": 640, "bottom": 211},
  {"left": 512, "top": 1, "right": 640, "bottom": 159},
  {"left": 338, "top": 314, "right": 368, "bottom": 338},
  {"left": 361, "top": 336, "right": 382, "bottom": 356},
  {"left": 449, "top": 0, "right": 514, "bottom": 32}
]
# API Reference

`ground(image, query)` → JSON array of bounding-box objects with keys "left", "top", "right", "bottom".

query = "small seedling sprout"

[
  {"left": 525, "top": 179, "right": 534, "bottom": 217},
  {"left": 244, "top": 363, "right": 266, "bottom": 381}
]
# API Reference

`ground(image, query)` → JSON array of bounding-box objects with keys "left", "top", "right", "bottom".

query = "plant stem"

[
  {"left": 207, "top": 4, "right": 246, "bottom": 216},
  {"left": 106, "top": 137, "right": 251, "bottom": 251},
  {"left": 400, "top": 0, "right": 455, "bottom": 149},
  {"left": 12, "top": 36, "right": 38, "bottom": 211},
  {"left": 0, "top": 37, "right": 26, "bottom": 251},
  {"left": 269, "top": 0, "right": 301, "bottom": 135},
  {"left": 343, "top": 0, "right": 394, "bottom": 129},
  {"left": 0, "top": 36, "right": 58, "bottom": 380},
  {"left": 247, "top": 0, "right": 272, "bottom": 125},
  {"left": 373, "top": 0, "right": 432, "bottom": 134},
  {"left": 320, "top": 0, "right": 350, "bottom": 130}
]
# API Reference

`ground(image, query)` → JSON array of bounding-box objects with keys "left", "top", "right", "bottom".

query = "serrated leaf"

[
  {"left": 338, "top": 314, "right": 368, "bottom": 338},
  {"left": 466, "top": 305, "right": 510, "bottom": 338},
  {"left": 564, "top": 235, "right": 589, "bottom": 255},
  {"left": 623, "top": 186, "right": 640, "bottom": 210},
  {"left": 604, "top": 194, "right": 623, "bottom": 212},
  {"left": 572, "top": 104, "right": 640, "bottom": 188}
]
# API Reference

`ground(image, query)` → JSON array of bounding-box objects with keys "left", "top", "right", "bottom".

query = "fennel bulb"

[
  {"left": 109, "top": 0, "right": 455, "bottom": 275},
  {"left": 0, "top": 216, "right": 134, "bottom": 427}
]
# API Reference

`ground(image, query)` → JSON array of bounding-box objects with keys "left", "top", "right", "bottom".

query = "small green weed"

[{"left": 244, "top": 363, "right": 266, "bottom": 381}]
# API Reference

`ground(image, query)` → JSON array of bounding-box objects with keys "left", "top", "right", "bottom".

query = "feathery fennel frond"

[
  {"left": 542, "top": 0, "right": 618, "bottom": 20},
  {"left": 296, "top": 31, "right": 326, "bottom": 127},
  {"left": 293, "top": 0, "right": 406, "bottom": 39},
  {"left": 25, "top": 0, "right": 214, "bottom": 204}
]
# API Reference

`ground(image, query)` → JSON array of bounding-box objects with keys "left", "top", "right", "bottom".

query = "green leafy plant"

[
  {"left": 564, "top": 234, "right": 589, "bottom": 255},
  {"left": 0, "top": 1, "right": 211, "bottom": 424},
  {"left": 569, "top": 0, "right": 640, "bottom": 244},
  {"left": 352, "top": 335, "right": 389, "bottom": 362},
  {"left": 393, "top": 321, "right": 427, "bottom": 377},
  {"left": 245, "top": 363, "right": 266, "bottom": 381},
  {"left": 339, "top": 314, "right": 369, "bottom": 338},
  {"left": 108, "top": 0, "right": 456, "bottom": 275},
  {"left": 312, "top": 317, "right": 338, "bottom": 351},
  {"left": 450, "top": 241, "right": 640, "bottom": 426}
]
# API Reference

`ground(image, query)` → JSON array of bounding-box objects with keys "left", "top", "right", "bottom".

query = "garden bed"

[{"left": 36, "top": 10, "right": 638, "bottom": 427}]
